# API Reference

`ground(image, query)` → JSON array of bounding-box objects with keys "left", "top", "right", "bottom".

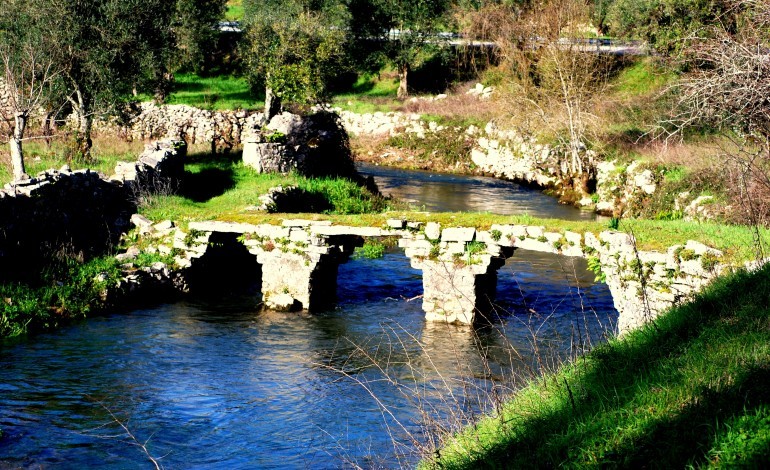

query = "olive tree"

[
  {"left": 0, "top": 0, "right": 63, "bottom": 180},
  {"left": 46, "top": 0, "right": 176, "bottom": 159},
  {"left": 174, "top": 0, "right": 229, "bottom": 73},
  {"left": 243, "top": 0, "right": 350, "bottom": 119},
  {"left": 349, "top": 0, "right": 451, "bottom": 99}
]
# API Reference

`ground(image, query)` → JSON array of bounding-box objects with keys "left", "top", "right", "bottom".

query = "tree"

[
  {"left": 461, "top": 0, "right": 609, "bottom": 196},
  {"left": 174, "top": 0, "right": 229, "bottom": 74},
  {"left": 669, "top": 0, "right": 770, "bottom": 231},
  {"left": 604, "top": 0, "right": 732, "bottom": 53},
  {"left": 243, "top": 0, "right": 350, "bottom": 119},
  {"left": 0, "top": 0, "right": 63, "bottom": 180},
  {"left": 349, "top": 0, "right": 451, "bottom": 99},
  {"left": 46, "top": 0, "right": 176, "bottom": 159}
]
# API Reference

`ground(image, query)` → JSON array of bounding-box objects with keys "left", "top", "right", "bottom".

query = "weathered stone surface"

[
  {"left": 425, "top": 222, "right": 441, "bottom": 240},
  {"left": 441, "top": 227, "right": 476, "bottom": 242}
]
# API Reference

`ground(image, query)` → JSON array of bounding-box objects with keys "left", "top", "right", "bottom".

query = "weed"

[
  {"left": 490, "top": 229, "right": 502, "bottom": 242},
  {"left": 353, "top": 240, "right": 387, "bottom": 260},
  {"left": 587, "top": 256, "right": 606, "bottom": 283}
]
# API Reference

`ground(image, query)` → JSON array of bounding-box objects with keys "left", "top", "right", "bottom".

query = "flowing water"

[{"left": 0, "top": 167, "right": 615, "bottom": 469}]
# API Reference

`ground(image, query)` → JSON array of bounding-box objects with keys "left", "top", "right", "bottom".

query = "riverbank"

[{"left": 426, "top": 263, "right": 770, "bottom": 468}]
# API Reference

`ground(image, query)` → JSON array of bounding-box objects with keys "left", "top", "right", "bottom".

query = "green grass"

[
  {"left": 427, "top": 264, "right": 770, "bottom": 468},
  {"left": 0, "top": 257, "right": 123, "bottom": 338},
  {"left": 167, "top": 72, "right": 261, "bottom": 111},
  {"left": 611, "top": 57, "right": 677, "bottom": 98},
  {"left": 0, "top": 137, "right": 145, "bottom": 185},
  {"left": 138, "top": 151, "right": 388, "bottom": 222},
  {"left": 330, "top": 72, "right": 403, "bottom": 113},
  {"left": 222, "top": 209, "right": 770, "bottom": 267},
  {"left": 225, "top": 0, "right": 243, "bottom": 21}
]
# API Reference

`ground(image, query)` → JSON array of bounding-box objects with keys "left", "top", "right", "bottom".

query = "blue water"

[{"left": 0, "top": 167, "right": 616, "bottom": 468}]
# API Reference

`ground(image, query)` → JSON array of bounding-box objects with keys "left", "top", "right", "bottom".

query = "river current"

[{"left": 0, "top": 166, "right": 616, "bottom": 468}]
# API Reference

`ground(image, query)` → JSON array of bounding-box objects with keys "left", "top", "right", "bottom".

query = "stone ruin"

[{"left": 242, "top": 110, "right": 359, "bottom": 180}]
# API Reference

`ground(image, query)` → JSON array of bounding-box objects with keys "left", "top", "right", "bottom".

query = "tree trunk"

[
  {"left": 264, "top": 86, "right": 281, "bottom": 122},
  {"left": 397, "top": 65, "right": 409, "bottom": 100},
  {"left": 42, "top": 110, "right": 57, "bottom": 148},
  {"left": 77, "top": 111, "right": 93, "bottom": 160},
  {"left": 10, "top": 113, "right": 28, "bottom": 181}
]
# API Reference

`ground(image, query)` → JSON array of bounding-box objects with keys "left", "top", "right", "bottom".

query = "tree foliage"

[
  {"left": 0, "top": 0, "right": 64, "bottom": 179},
  {"left": 242, "top": 0, "right": 350, "bottom": 115},
  {"left": 349, "top": 0, "right": 452, "bottom": 98},
  {"left": 42, "top": 0, "right": 177, "bottom": 158},
  {"left": 604, "top": 0, "right": 732, "bottom": 52},
  {"left": 174, "top": 0, "right": 228, "bottom": 74}
]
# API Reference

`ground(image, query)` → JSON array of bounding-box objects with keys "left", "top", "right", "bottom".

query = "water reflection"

[{"left": 359, "top": 163, "right": 597, "bottom": 220}]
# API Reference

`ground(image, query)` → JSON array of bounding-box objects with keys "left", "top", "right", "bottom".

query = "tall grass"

[
  {"left": 0, "top": 134, "right": 145, "bottom": 185},
  {"left": 428, "top": 264, "right": 770, "bottom": 468},
  {"left": 0, "top": 257, "right": 123, "bottom": 338},
  {"left": 319, "top": 255, "right": 615, "bottom": 467}
]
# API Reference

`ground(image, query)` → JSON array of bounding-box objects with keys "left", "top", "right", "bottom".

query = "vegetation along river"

[{"left": 0, "top": 166, "right": 617, "bottom": 468}]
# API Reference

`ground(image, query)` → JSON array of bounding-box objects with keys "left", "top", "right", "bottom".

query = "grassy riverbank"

[
  {"left": 426, "top": 264, "right": 770, "bottom": 468},
  {"left": 0, "top": 257, "right": 123, "bottom": 338}
]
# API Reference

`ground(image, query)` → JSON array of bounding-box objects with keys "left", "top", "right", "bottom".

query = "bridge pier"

[
  {"left": 255, "top": 249, "right": 342, "bottom": 311},
  {"left": 402, "top": 225, "right": 514, "bottom": 325},
  {"left": 412, "top": 257, "right": 506, "bottom": 324}
]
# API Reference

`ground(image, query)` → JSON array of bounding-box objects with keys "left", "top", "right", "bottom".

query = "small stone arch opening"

[
  {"left": 335, "top": 240, "right": 423, "bottom": 308},
  {"left": 186, "top": 232, "right": 262, "bottom": 298}
]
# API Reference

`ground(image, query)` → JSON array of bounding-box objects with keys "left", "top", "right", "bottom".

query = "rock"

[
  {"left": 154, "top": 220, "right": 175, "bottom": 231},
  {"left": 131, "top": 214, "right": 154, "bottom": 230},
  {"left": 424, "top": 222, "right": 441, "bottom": 240},
  {"left": 441, "top": 227, "right": 476, "bottom": 242}
]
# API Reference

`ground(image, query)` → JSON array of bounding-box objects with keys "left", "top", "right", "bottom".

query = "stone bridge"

[{"left": 169, "top": 218, "right": 727, "bottom": 334}]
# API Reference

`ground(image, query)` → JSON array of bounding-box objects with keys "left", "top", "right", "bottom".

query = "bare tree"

[
  {"left": 667, "top": 0, "right": 770, "bottom": 237},
  {"left": 460, "top": 0, "right": 609, "bottom": 197},
  {"left": 0, "top": 44, "right": 60, "bottom": 181}
]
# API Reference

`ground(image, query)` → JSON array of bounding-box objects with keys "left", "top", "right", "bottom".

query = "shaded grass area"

[
  {"left": 139, "top": 150, "right": 388, "bottom": 222},
  {"left": 427, "top": 264, "right": 770, "bottom": 468},
  {"left": 225, "top": 0, "right": 243, "bottom": 21},
  {"left": 166, "top": 72, "right": 261, "bottom": 111}
]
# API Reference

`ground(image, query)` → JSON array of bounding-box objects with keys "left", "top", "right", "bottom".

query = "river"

[{"left": 0, "top": 167, "right": 616, "bottom": 469}]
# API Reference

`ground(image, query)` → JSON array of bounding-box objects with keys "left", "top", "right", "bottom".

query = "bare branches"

[{"left": 668, "top": 0, "right": 770, "bottom": 138}]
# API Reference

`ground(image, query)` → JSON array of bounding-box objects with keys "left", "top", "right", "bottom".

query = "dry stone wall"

[
  {"left": 0, "top": 168, "right": 134, "bottom": 282},
  {"left": 0, "top": 138, "right": 187, "bottom": 283},
  {"left": 99, "top": 102, "right": 264, "bottom": 151}
]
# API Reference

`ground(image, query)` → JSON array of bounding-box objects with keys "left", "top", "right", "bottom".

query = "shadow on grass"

[
  {"left": 444, "top": 266, "right": 770, "bottom": 468},
  {"left": 180, "top": 168, "right": 236, "bottom": 202},
  {"left": 177, "top": 152, "right": 240, "bottom": 202}
]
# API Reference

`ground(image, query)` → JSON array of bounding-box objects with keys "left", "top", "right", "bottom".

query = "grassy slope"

[{"left": 428, "top": 264, "right": 770, "bottom": 468}]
